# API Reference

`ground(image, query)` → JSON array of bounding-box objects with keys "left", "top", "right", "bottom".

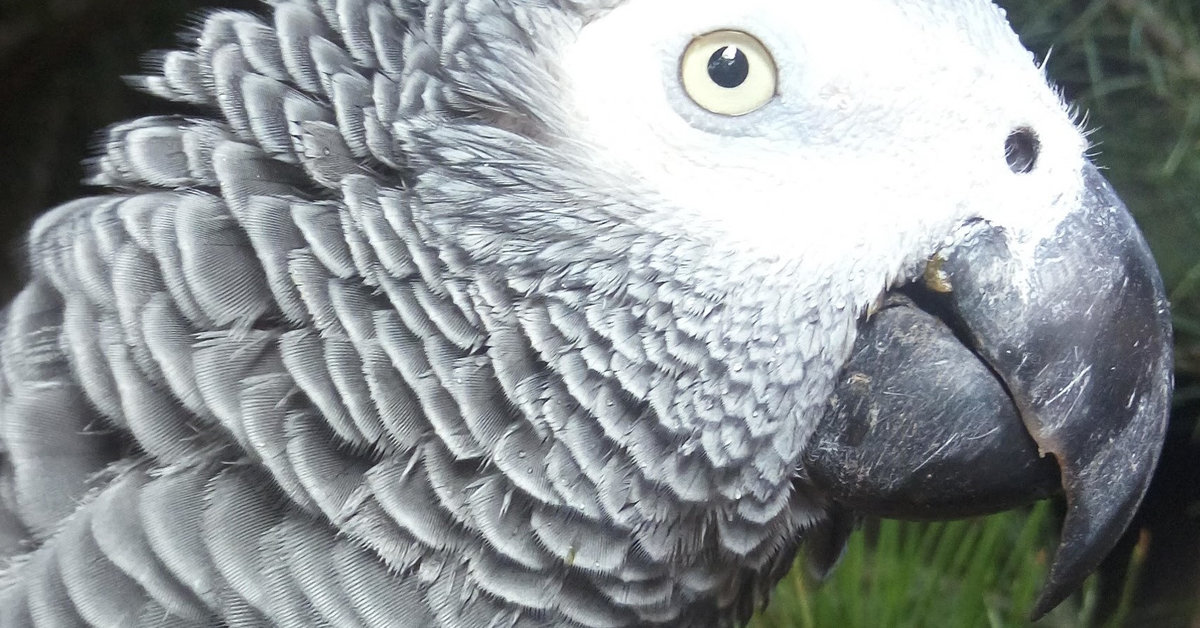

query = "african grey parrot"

[{"left": 0, "top": 0, "right": 1175, "bottom": 626}]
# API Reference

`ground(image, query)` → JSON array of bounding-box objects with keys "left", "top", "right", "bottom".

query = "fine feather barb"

[
  {"left": 279, "top": 329, "right": 371, "bottom": 447},
  {"left": 90, "top": 471, "right": 215, "bottom": 622},
  {"left": 284, "top": 409, "right": 375, "bottom": 524},
  {"left": 283, "top": 517, "right": 365, "bottom": 628},
  {"left": 56, "top": 506, "right": 151, "bottom": 626},
  {"left": 331, "top": 539, "right": 435, "bottom": 628}
]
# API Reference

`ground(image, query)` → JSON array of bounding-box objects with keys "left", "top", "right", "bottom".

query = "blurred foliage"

[
  {"left": 1, "top": 0, "right": 1198, "bottom": 626},
  {"left": 751, "top": 503, "right": 1145, "bottom": 628}
]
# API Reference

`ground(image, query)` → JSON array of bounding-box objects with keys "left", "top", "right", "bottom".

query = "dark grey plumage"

[{"left": 0, "top": 2, "right": 821, "bottom": 626}]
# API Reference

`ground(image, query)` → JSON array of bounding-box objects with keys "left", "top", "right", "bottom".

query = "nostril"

[{"left": 1005, "top": 127, "right": 1040, "bottom": 174}]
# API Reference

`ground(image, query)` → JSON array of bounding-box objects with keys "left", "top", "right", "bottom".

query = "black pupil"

[{"left": 707, "top": 46, "right": 750, "bottom": 89}]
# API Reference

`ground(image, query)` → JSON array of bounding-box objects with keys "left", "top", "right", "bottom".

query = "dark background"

[
  {"left": 1, "top": 0, "right": 1198, "bottom": 625},
  {"left": 0, "top": 0, "right": 259, "bottom": 296}
]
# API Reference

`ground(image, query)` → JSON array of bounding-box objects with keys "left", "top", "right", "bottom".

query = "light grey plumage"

[
  {"left": 0, "top": 3, "right": 804, "bottom": 625},
  {"left": 0, "top": 1, "right": 1175, "bottom": 627}
]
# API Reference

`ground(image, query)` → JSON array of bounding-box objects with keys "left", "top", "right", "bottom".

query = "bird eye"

[{"left": 680, "top": 30, "right": 777, "bottom": 116}]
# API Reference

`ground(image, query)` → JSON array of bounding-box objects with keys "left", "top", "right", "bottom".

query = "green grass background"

[
  {"left": 1, "top": 1, "right": 1198, "bottom": 626},
  {"left": 750, "top": 503, "right": 1133, "bottom": 628}
]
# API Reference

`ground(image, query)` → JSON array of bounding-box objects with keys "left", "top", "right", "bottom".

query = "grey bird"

[{"left": 0, "top": 0, "right": 1175, "bottom": 626}]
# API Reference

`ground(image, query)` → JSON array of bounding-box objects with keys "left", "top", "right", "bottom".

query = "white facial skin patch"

[{"left": 561, "top": 0, "right": 1090, "bottom": 313}]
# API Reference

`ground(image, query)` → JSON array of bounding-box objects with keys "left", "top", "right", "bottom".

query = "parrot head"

[{"left": 406, "top": 0, "right": 1172, "bottom": 619}]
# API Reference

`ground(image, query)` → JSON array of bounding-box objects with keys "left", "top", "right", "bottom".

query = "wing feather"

[{"left": 0, "top": 2, "right": 768, "bottom": 626}]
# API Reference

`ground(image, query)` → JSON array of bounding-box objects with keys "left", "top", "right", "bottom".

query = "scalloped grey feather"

[{"left": 0, "top": 2, "right": 820, "bottom": 626}]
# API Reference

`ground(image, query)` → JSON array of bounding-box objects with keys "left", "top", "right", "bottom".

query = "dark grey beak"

[{"left": 804, "top": 163, "right": 1173, "bottom": 618}]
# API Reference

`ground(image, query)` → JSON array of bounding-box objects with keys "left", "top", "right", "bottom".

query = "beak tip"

[
  {"left": 1029, "top": 519, "right": 1112, "bottom": 621},
  {"left": 1028, "top": 414, "right": 1166, "bottom": 619},
  {"left": 1029, "top": 540, "right": 1091, "bottom": 621},
  {"left": 941, "top": 162, "right": 1174, "bottom": 621},
  {"left": 1029, "top": 515, "right": 1119, "bottom": 621},
  {"left": 1029, "top": 594, "right": 1059, "bottom": 622}
]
